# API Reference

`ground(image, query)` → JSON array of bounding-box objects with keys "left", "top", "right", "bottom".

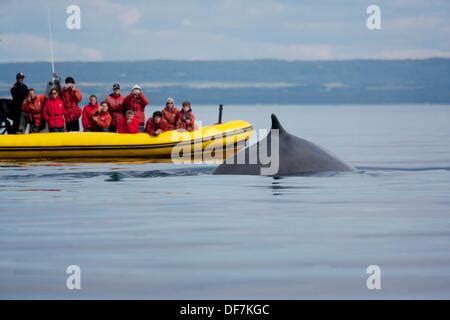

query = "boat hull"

[{"left": 0, "top": 120, "right": 254, "bottom": 162}]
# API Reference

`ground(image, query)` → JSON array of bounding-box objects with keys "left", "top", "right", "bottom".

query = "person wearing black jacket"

[{"left": 10, "top": 72, "right": 28, "bottom": 133}]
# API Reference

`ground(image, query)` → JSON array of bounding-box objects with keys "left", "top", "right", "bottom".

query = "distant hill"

[{"left": 1, "top": 59, "right": 449, "bottom": 104}]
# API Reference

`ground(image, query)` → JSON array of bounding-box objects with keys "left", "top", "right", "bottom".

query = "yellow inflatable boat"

[{"left": 0, "top": 120, "right": 253, "bottom": 162}]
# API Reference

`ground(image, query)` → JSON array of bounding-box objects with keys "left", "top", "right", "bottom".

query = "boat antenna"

[{"left": 47, "top": 8, "right": 55, "bottom": 76}]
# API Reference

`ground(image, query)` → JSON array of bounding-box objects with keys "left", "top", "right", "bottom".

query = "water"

[{"left": 1, "top": 104, "right": 450, "bottom": 299}]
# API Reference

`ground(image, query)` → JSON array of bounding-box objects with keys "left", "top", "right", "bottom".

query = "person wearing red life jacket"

[
  {"left": 92, "top": 101, "right": 112, "bottom": 132},
  {"left": 145, "top": 111, "right": 170, "bottom": 136},
  {"left": 61, "top": 77, "right": 82, "bottom": 132},
  {"left": 117, "top": 110, "right": 140, "bottom": 134},
  {"left": 81, "top": 95, "right": 99, "bottom": 132},
  {"left": 21, "top": 88, "right": 46, "bottom": 132},
  {"left": 105, "top": 83, "right": 124, "bottom": 132},
  {"left": 161, "top": 97, "right": 179, "bottom": 130},
  {"left": 122, "top": 84, "right": 149, "bottom": 131},
  {"left": 175, "top": 101, "right": 196, "bottom": 132},
  {"left": 42, "top": 88, "right": 65, "bottom": 132}
]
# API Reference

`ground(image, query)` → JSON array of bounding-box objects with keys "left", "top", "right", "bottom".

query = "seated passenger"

[
  {"left": 42, "top": 89, "right": 65, "bottom": 132},
  {"left": 145, "top": 111, "right": 170, "bottom": 136},
  {"left": 176, "top": 101, "right": 195, "bottom": 131},
  {"left": 81, "top": 95, "right": 99, "bottom": 132},
  {"left": 117, "top": 110, "right": 140, "bottom": 134},
  {"left": 22, "top": 88, "right": 46, "bottom": 132},
  {"left": 92, "top": 101, "right": 112, "bottom": 132},
  {"left": 161, "top": 97, "right": 179, "bottom": 129}
]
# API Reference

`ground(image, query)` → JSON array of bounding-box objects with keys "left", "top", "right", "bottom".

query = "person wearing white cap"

[
  {"left": 161, "top": 97, "right": 180, "bottom": 129},
  {"left": 123, "top": 84, "right": 149, "bottom": 131}
]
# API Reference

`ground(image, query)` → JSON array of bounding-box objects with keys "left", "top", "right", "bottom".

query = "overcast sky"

[{"left": 1, "top": 0, "right": 449, "bottom": 62}]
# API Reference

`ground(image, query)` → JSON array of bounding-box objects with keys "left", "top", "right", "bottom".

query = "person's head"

[
  {"left": 16, "top": 72, "right": 25, "bottom": 83},
  {"left": 100, "top": 101, "right": 109, "bottom": 112},
  {"left": 131, "top": 84, "right": 142, "bottom": 96},
  {"left": 49, "top": 88, "right": 58, "bottom": 99},
  {"left": 65, "top": 77, "right": 75, "bottom": 88},
  {"left": 182, "top": 101, "right": 191, "bottom": 113},
  {"left": 153, "top": 111, "right": 163, "bottom": 123},
  {"left": 89, "top": 94, "right": 97, "bottom": 106},
  {"left": 166, "top": 97, "right": 175, "bottom": 109},
  {"left": 28, "top": 88, "right": 36, "bottom": 99},
  {"left": 125, "top": 110, "right": 134, "bottom": 121},
  {"left": 112, "top": 83, "right": 121, "bottom": 96}
]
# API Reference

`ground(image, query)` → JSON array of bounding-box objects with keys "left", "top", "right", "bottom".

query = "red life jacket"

[
  {"left": 22, "top": 94, "right": 46, "bottom": 127},
  {"left": 105, "top": 93, "right": 124, "bottom": 126},
  {"left": 82, "top": 103, "right": 99, "bottom": 131},
  {"left": 145, "top": 117, "right": 170, "bottom": 136},
  {"left": 117, "top": 116, "right": 140, "bottom": 134},
  {"left": 93, "top": 111, "right": 112, "bottom": 131},
  {"left": 61, "top": 87, "right": 82, "bottom": 123},
  {"left": 162, "top": 106, "right": 180, "bottom": 129},
  {"left": 123, "top": 93, "right": 149, "bottom": 125},
  {"left": 43, "top": 97, "right": 65, "bottom": 129},
  {"left": 175, "top": 109, "right": 196, "bottom": 131}
]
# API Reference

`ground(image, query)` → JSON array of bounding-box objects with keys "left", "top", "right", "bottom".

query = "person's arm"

[
  {"left": 128, "top": 119, "right": 140, "bottom": 133},
  {"left": 42, "top": 102, "right": 50, "bottom": 122},
  {"left": 139, "top": 93, "right": 149, "bottom": 107},
  {"left": 74, "top": 89, "right": 82, "bottom": 103}
]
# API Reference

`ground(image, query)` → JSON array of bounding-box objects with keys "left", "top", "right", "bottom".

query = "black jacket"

[{"left": 10, "top": 82, "right": 29, "bottom": 111}]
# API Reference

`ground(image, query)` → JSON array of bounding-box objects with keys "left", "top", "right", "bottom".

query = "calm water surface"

[{"left": 1, "top": 104, "right": 450, "bottom": 299}]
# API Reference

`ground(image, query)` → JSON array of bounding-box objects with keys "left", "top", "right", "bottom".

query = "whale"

[{"left": 213, "top": 114, "right": 353, "bottom": 176}]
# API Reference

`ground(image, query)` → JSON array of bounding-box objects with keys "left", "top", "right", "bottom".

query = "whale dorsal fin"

[{"left": 271, "top": 114, "right": 286, "bottom": 134}]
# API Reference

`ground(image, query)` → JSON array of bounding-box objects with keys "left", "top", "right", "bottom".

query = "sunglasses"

[{"left": 50, "top": 92, "right": 57, "bottom": 95}]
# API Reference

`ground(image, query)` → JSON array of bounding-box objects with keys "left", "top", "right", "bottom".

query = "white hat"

[
  {"left": 132, "top": 84, "right": 142, "bottom": 91},
  {"left": 166, "top": 97, "right": 174, "bottom": 103}
]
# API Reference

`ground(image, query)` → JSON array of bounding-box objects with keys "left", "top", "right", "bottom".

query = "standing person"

[
  {"left": 105, "top": 83, "right": 124, "bottom": 132},
  {"left": 42, "top": 89, "right": 65, "bottom": 133},
  {"left": 161, "top": 97, "right": 179, "bottom": 129},
  {"left": 145, "top": 111, "right": 170, "bottom": 136},
  {"left": 61, "top": 76, "right": 82, "bottom": 132},
  {"left": 123, "top": 84, "right": 149, "bottom": 131},
  {"left": 10, "top": 72, "right": 29, "bottom": 133},
  {"left": 21, "top": 88, "right": 46, "bottom": 133},
  {"left": 92, "top": 101, "right": 112, "bottom": 132},
  {"left": 117, "top": 110, "right": 139, "bottom": 134},
  {"left": 175, "top": 101, "right": 196, "bottom": 131},
  {"left": 81, "top": 95, "right": 99, "bottom": 132}
]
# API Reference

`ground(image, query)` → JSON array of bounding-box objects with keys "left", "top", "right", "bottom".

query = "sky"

[{"left": 0, "top": 0, "right": 450, "bottom": 62}]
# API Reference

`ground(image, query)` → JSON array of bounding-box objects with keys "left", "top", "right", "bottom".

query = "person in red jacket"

[
  {"left": 92, "top": 101, "right": 112, "bottom": 132},
  {"left": 145, "top": 111, "right": 170, "bottom": 136},
  {"left": 105, "top": 83, "right": 124, "bottom": 132},
  {"left": 122, "top": 84, "right": 149, "bottom": 131},
  {"left": 21, "top": 88, "right": 46, "bottom": 132},
  {"left": 161, "top": 97, "right": 179, "bottom": 129},
  {"left": 82, "top": 95, "right": 99, "bottom": 132},
  {"left": 175, "top": 101, "right": 196, "bottom": 131},
  {"left": 117, "top": 110, "right": 140, "bottom": 134},
  {"left": 42, "top": 89, "right": 65, "bottom": 132},
  {"left": 61, "top": 77, "right": 82, "bottom": 132}
]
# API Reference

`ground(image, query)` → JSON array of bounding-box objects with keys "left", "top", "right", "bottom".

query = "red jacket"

[
  {"left": 82, "top": 103, "right": 98, "bottom": 131},
  {"left": 22, "top": 94, "right": 46, "bottom": 127},
  {"left": 43, "top": 97, "right": 65, "bottom": 129},
  {"left": 123, "top": 93, "right": 149, "bottom": 125},
  {"left": 105, "top": 93, "right": 124, "bottom": 126},
  {"left": 117, "top": 116, "right": 140, "bottom": 134},
  {"left": 93, "top": 111, "right": 112, "bottom": 131},
  {"left": 175, "top": 109, "right": 196, "bottom": 131},
  {"left": 162, "top": 106, "right": 180, "bottom": 129},
  {"left": 61, "top": 87, "right": 82, "bottom": 123},
  {"left": 145, "top": 117, "right": 170, "bottom": 136}
]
